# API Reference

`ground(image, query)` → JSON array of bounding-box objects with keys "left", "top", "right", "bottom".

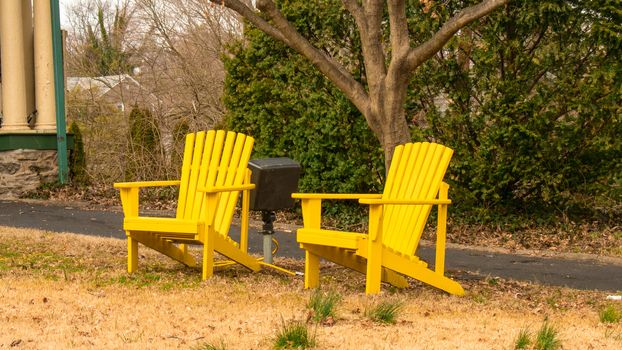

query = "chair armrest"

[
  {"left": 292, "top": 193, "right": 382, "bottom": 200},
  {"left": 115, "top": 181, "right": 180, "bottom": 217},
  {"left": 292, "top": 193, "right": 381, "bottom": 231},
  {"left": 359, "top": 198, "right": 451, "bottom": 205},
  {"left": 114, "top": 180, "right": 180, "bottom": 189},
  {"left": 197, "top": 184, "right": 255, "bottom": 193}
]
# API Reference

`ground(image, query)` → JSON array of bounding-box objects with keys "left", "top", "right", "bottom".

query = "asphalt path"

[{"left": 1, "top": 200, "right": 621, "bottom": 292}]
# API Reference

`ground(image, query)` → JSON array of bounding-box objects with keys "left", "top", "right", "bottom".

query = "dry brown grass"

[{"left": 1, "top": 226, "right": 621, "bottom": 349}]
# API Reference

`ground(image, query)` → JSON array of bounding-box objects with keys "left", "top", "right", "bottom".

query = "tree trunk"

[
  {"left": 380, "top": 125, "right": 410, "bottom": 171},
  {"left": 367, "top": 83, "right": 411, "bottom": 172},
  {"left": 209, "top": 0, "right": 509, "bottom": 172},
  {"left": 380, "top": 78, "right": 411, "bottom": 171},
  {"left": 379, "top": 110, "right": 410, "bottom": 172}
]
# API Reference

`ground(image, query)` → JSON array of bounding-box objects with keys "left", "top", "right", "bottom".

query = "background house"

[{"left": 66, "top": 74, "right": 158, "bottom": 114}]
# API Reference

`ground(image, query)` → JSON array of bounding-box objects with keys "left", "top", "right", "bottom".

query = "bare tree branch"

[
  {"left": 406, "top": 0, "right": 509, "bottom": 72},
  {"left": 250, "top": 0, "right": 371, "bottom": 115},
  {"left": 388, "top": 0, "right": 409, "bottom": 58},
  {"left": 140, "top": 1, "right": 183, "bottom": 58},
  {"left": 209, "top": 0, "right": 509, "bottom": 167},
  {"left": 341, "top": 0, "right": 367, "bottom": 54},
  {"left": 208, "top": 0, "right": 288, "bottom": 43},
  {"left": 349, "top": 0, "right": 386, "bottom": 82},
  {"left": 385, "top": 0, "right": 410, "bottom": 104},
  {"left": 341, "top": 0, "right": 365, "bottom": 27},
  {"left": 209, "top": 0, "right": 371, "bottom": 116}
]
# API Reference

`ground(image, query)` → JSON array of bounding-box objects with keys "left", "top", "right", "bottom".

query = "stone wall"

[{"left": 0, "top": 149, "right": 58, "bottom": 198}]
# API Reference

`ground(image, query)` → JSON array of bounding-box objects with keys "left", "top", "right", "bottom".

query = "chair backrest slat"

[
  {"left": 214, "top": 133, "right": 253, "bottom": 234},
  {"left": 175, "top": 130, "right": 254, "bottom": 237},
  {"left": 383, "top": 143, "right": 425, "bottom": 249},
  {"left": 381, "top": 142, "right": 453, "bottom": 255},
  {"left": 180, "top": 131, "right": 207, "bottom": 219},
  {"left": 175, "top": 132, "right": 196, "bottom": 219},
  {"left": 185, "top": 131, "right": 206, "bottom": 220},
  {"left": 192, "top": 130, "right": 219, "bottom": 220}
]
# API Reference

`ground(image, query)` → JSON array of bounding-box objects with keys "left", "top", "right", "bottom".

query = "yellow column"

[
  {"left": 34, "top": 0, "right": 56, "bottom": 130},
  {"left": 23, "top": 0, "right": 36, "bottom": 124},
  {"left": 0, "top": 0, "right": 35, "bottom": 130}
]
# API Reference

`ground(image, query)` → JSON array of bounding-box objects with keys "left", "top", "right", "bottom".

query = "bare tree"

[
  {"left": 65, "top": 0, "right": 139, "bottom": 77},
  {"left": 135, "top": 0, "right": 241, "bottom": 129},
  {"left": 64, "top": 0, "right": 242, "bottom": 182},
  {"left": 208, "top": 0, "right": 509, "bottom": 167}
]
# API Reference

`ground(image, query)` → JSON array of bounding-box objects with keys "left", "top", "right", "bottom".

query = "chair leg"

[
  {"left": 180, "top": 243, "right": 188, "bottom": 255},
  {"left": 365, "top": 239, "right": 382, "bottom": 294},
  {"left": 202, "top": 233, "right": 215, "bottom": 281},
  {"left": 180, "top": 243, "right": 190, "bottom": 264},
  {"left": 305, "top": 250, "right": 320, "bottom": 289},
  {"left": 127, "top": 235, "right": 138, "bottom": 273}
]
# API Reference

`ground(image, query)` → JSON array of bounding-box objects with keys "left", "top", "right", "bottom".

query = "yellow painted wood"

[
  {"left": 358, "top": 199, "right": 451, "bottom": 205},
  {"left": 207, "top": 131, "right": 231, "bottom": 220},
  {"left": 114, "top": 130, "right": 259, "bottom": 281},
  {"left": 214, "top": 132, "right": 237, "bottom": 189},
  {"left": 127, "top": 236, "right": 138, "bottom": 272},
  {"left": 198, "top": 184, "right": 256, "bottom": 193},
  {"left": 382, "top": 142, "right": 413, "bottom": 241},
  {"left": 202, "top": 131, "right": 225, "bottom": 223},
  {"left": 300, "top": 199, "right": 322, "bottom": 230},
  {"left": 435, "top": 182, "right": 449, "bottom": 276},
  {"left": 113, "top": 180, "right": 181, "bottom": 188},
  {"left": 156, "top": 233, "right": 197, "bottom": 241},
  {"left": 194, "top": 131, "right": 225, "bottom": 222},
  {"left": 305, "top": 250, "right": 320, "bottom": 289},
  {"left": 211, "top": 132, "right": 238, "bottom": 229},
  {"left": 294, "top": 142, "right": 463, "bottom": 295},
  {"left": 356, "top": 241, "right": 425, "bottom": 270},
  {"left": 365, "top": 204, "right": 383, "bottom": 294},
  {"left": 124, "top": 217, "right": 202, "bottom": 234},
  {"left": 384, "top": 143, "right": 423, "bottom": 250},
  {"left": 185, "top": 131, "right": 207, "bottom": 220},
  {"left": 203, "top": 192, "right": 219, "bottom": 228},
  {"left": 179, "top": 243, "right": 189, "bottom": 262},
  {"left": 130, "top": 231, "right": 197, "bottom": 267},
  {"left": 352, "top": 237, "right": 462, "bottom": 295},
  {"left": 380, "top": 247, "right": 464, "bottom": 295},
  {"left": 240, "top": 170, "right": 251, "bottom": 253},
  {"left": 202, "top": 226, "right": 214, "bottom": 280},
  {"left": 297, "top": 229, "right": 360, "bottom": 249},
  {"left": 189, "top": 132, "right": 211, "bottom": 221},
  {"left": 213, "top": 233, "right": 260, "bottom": 272},
  {"left": 405, "top": 146, "right": 453, "bottom": 254},
  {"left": 216, "top": 134, "right": 255, "bottom": 234},
  {"left": 176, "top": 132, "right": 196, "bottom": 219},
  {"left": 118, "top": 187, "right": 139, "bottom": 218},
  {"left": 301, "top": 244, "right": 409, "bottom": 288},
  {"left": 396, "top": 143, "right": 434, "bottom": 250},
  {"left": 292, "top": 193, "right": 382, "bottom": 200}
]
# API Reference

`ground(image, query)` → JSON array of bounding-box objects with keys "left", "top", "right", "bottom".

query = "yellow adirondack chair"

[
  {"left": 293, "top": 142, "right": 464, "bottom": 295},
  {"left": 114, "top": 130, "right": 260, "bottom": 280}
]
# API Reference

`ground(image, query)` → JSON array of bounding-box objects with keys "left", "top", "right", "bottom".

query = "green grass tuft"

[
  {"left": 599, "top": 304, "right": 622, "bottom": 323},
  {"left": 365, "top": 300, "right": 403, "bottom": 324},
  {"left": 486, "top": 277, "right": 499, "bottom": 286},
  {"left": 0, "top": 243, "right": 85, "bottom": 279},
  {"left": 307, "top": 289, "right": 341, "bottom": 323},
  {"left": 273, "top": 320, "right": 316, "bottom": 349},
  {"left": 514, "top": 327, "right": 531, "bottom": 349},
  {"left": 534, "top": 322, "right": 561, "bottom": 350},
  {"left": 192, "top": 341, "right": 227, "bottom": 350}
]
